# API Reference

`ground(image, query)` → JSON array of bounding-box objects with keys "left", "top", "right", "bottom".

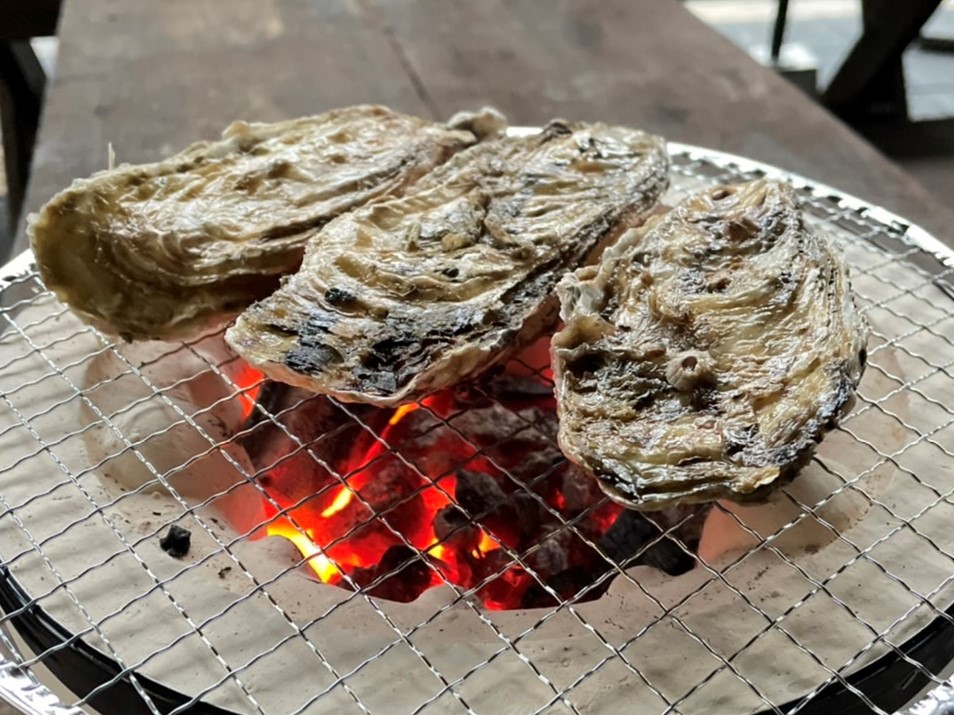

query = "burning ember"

[{"left": 237, "top": 365, "right": 706, "bottom": 611}]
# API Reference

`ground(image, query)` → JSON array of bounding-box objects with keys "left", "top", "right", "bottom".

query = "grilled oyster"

[
  {"left": 30, "top": 105, "right": 496, "bottom": 340},
  {"left": 551, "top": 180, "right": 868, "bottom": 510},
  {"left": 227, "top": 120, "right": 670, "bottom": 406}
]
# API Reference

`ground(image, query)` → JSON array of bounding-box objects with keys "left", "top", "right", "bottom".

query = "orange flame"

[
  {"left": 475, "top": 530, "right": 498, "bottom": 558},
  {"left": 270, "top": 401, "right": 433, "bottom": 585},
  {"left": 263, "top": 395, "right": 519, "bottom": 605},
  {"left": 320, "top": 486, "right": 354, "bottom": 518},
  {"left": 266, "top": 519, "right": 343, "bottom": 583},
  {"left": 388, "top": 402, "right": 421, "bottom": 426},
  {"left": 234, "top": 366, "right": 265, "bottom": 421}
]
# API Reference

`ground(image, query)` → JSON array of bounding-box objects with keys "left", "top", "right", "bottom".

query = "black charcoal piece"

[
  {"left": 526, "top": 534, "right": 570, "bottom": 578},
  {"left": 160, "top": 525, "right": 191, "bottom": 558},
  {"left": 353, "top": 545, "right": 434, "bottom": 603},
  {"left": 598, "top": 510, "right": 695, "bottom": 576},
  {"left": 520, "top": 565, "right": 598, "bottom": 609},
  {"left": 238, "top": 380, "right": 289, "bottom": 433},
  {"left": 432, "top": 505, "right": 470, "bottom": 540},
  {"left": 455, "top": 470, "right": 509, "bottom": 515},
  {"left": 432, "top": 505, "right": 482, "bottom": 555}
]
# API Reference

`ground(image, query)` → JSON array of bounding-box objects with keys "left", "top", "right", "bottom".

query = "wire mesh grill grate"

[{"left": 0, "top": 143, "right": 952, "bottom": 715}]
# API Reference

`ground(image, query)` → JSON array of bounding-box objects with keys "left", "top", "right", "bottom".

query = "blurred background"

[
  {"left": 3, "top": 0, "right": 954, "bottom": 257},
  {"left": 690, "top": 0, "right": 954, "bottom": 121},
  {"left": 687, "top": 0, "right": 954, "bottom": 204}
]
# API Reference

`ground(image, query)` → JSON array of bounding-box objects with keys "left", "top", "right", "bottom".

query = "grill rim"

[
  {"left": 0, "top": 565, "right": 229, "bottom": 715},
  {"left": 1, "top": 560, "right": 953, "bottom": 715},
  {"left": 0, "top": 138, "right": 952, "bottom": 714}
]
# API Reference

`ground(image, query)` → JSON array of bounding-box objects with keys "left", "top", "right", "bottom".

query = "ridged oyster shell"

[
  {"left": 552, "top": 179, "right": 868, "bottom": 510},
  {"left": 30, "top": 105, "right": 492, "bottom": 339},
  {"left": 227, "top": 120, "right": 670, "bottom": 406}
]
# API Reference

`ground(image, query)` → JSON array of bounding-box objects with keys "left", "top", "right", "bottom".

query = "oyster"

[
  {"left": 30, "top": 105, "right": 495, "bottom": 340},
  {"left": 551, "top": 180, "right": 868, "bottom": 510},
  {"left": 227, "top": 120, "right": 670, "bottom": 406}
]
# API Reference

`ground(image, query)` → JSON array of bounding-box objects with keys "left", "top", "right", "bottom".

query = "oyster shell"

[
  {"left": 551, "top": 180, "right": 868, "bottom": 510},
  {"left": 30, "top": 105, "right": 495, "bottom": 340},
  {"left": 226, "top": 120, "right": 670, "bottom": 406}
]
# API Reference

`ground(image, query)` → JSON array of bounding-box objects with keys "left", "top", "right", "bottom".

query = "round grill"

[{"left": 0, "top": 141, "right": 952, "bottom": 715}]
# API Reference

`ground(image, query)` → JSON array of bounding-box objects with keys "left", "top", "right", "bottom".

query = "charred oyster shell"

[
  {"left": 29, "top": 106, "right": 494, "bottom": 340},
  {"left": 551, "top": 180, "right": 869, "bottom": 510},
  {"left": 227, "top": 120, "right": 670, "bottom": 406}
]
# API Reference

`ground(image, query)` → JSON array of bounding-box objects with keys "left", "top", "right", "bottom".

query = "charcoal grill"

[{"left": 0, "top": 136, "right": 953, "bottom": 715}]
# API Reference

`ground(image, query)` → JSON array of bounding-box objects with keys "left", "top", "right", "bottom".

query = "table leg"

[
  {"left": 0, "top": 41, "right": 45, "bottom": 242},
  {"left": 822, "top": 0, "right": 942, "bottom": 121},
  {"left": 770, "top": 0, "right": 790, "bottom": 64}
]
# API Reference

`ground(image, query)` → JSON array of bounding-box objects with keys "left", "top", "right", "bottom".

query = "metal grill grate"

[{"left": 0, "top": 143, "right": 952, "bottom": 715}]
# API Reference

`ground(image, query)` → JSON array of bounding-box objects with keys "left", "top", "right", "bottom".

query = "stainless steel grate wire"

[{"left": 0, "top": 145, "right": 951, "bottom": 714}]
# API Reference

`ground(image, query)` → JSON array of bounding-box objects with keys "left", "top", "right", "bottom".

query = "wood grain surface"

[{"left": 14, "top": 0, "right": 954, "bottom": 252}]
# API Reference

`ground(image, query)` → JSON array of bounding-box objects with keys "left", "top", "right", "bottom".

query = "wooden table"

[{"left": 13, "top": 0, "right": 954, "bottom": 255}]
